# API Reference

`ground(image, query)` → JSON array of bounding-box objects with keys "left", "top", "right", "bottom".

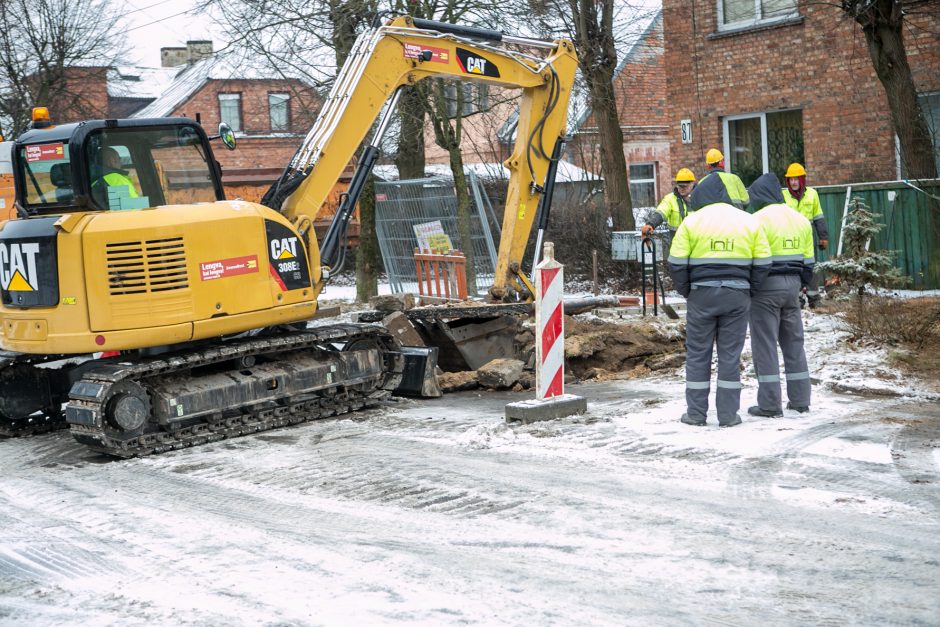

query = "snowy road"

[{"left": 1, "top": 370, "right": 939, "bottom": 625}]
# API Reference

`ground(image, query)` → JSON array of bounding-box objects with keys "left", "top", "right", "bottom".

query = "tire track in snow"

[
  {"left": 727, "top": 419, "right": 869, "bottom": 501},
  {"left": 889, "top": 407, "right": 940, "bottom": 512}
]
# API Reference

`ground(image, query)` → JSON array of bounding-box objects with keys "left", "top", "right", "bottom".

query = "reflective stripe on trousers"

[
  {"left": 749, "top": 275, "right": 811, "bottom": 410},
  {"left": 684, "top": 286, "right": 750, "bottom": 421}
]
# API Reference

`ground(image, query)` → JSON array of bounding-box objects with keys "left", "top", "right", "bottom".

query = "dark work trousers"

[
  {"left": 685, "top": 286, "right": 751, "bottom": 423},
  {"left": 749, "top": 275, "right": 811, "bottom": 411}
]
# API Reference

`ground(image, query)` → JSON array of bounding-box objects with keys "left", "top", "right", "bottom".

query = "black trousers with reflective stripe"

[
  {"left": 685, "top": 286, "right": 750, "bottom": 422},
  {"left": 749, "top": 275, "right": 811, "bottom": 410}
]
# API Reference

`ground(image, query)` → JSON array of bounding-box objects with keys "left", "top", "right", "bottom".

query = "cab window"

[
  {"left": 17, "top": 142, "right": 73, "bottom": 207},
  {"left": 85, "top": 125, "right": 218, "bottom": 211}
]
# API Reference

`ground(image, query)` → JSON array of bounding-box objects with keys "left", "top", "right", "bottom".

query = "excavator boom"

[{"left": 265, "top": 15, "right": 578, "bottom": 300}]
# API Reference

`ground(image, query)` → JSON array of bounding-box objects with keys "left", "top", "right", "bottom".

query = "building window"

[
  {"left": 723, "top": 109, "right": 803, "bottom": 187},
  {"left": 718, "top": 0, "right": 797, "bottom": 30},
  {"left": 917, "top": 92, "right": 940, "bottom": 178},
  {"left": 629, "top": 163, "right": 657, "bottom": 210},
  {"left": 269, "top": 93, "right": 290, "bottom": 132},
  {"left": 218, "top": 93, "right": 242, "bottom": 133}
]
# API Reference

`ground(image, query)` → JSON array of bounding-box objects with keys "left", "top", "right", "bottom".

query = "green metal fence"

[{"left": 814, "top": 180, "right": 940, "bottom": 289}]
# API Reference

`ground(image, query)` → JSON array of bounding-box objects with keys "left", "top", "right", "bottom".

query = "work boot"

[
  {"left": 718, "top": 414, "right": 742, "bottom": 427},
  {"left": 680, "top": 413, "right": 706, "bottom": 426},
  {"left": 786, "top": 402, "right": 810, "bottom": 414},
  {"left": 748, "top": 405, "right": 783, "bottom": 418}
]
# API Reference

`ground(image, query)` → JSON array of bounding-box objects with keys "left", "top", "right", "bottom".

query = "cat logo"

[
  {"left": 467, "top": 57, "right": 487, "bottom": 74},
  {"left": 456, "top": 48, "right": 500, "bottom": 78},
  {"left": 270, "top": 237, "right": 298, "bottom": 260},
  {"left": 0, "top": 242, "right": 40, "bottom": 291}
]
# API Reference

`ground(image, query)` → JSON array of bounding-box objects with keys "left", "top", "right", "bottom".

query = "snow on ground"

[{"left": 0, "top": 302, "right": 938, "bottom": 625}]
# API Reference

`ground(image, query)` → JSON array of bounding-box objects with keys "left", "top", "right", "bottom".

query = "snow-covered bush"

[{"left": 817, "top": 196, "right": 907, "bottom": 299}]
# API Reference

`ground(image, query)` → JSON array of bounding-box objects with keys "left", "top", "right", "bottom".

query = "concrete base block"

[{"left": 505, "top": 394, "right": 587, "bottom": 424}]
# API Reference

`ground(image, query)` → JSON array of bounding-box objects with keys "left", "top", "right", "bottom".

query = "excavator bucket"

[
  {"left": 394, "top": 346, "right": 442, "bottom": 397},
  {"left": 412, "top": 315, "right": 520, "bottom": 372}
]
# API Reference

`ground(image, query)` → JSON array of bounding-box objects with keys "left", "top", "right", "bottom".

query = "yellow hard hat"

[
  {"left": 705, "top": 149, "right": 723, "bottom": 165},
  {"left": 675, "top": 168, "right": 695, "bottom": 182},
  {"left": 785, "top": 162, "right": 806, "bottom": 178}
]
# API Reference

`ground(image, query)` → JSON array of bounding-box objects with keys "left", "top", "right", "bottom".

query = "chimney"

[
  {"left": 186, "top": 40, "right": 214, "bottom": 63},
  {"left": 160, "top": 47, "right": 188, "bottom": 68}
]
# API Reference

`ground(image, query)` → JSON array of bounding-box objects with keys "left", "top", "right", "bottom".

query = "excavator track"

[
  {"left": 65, "top": 324, "right": 403, "bottom": 458},
  {"left": 0, "top": 352, "right": 96, "bottom": 437}
]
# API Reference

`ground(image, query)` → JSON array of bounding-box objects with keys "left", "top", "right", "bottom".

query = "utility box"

[{"left": 611, "top": 230, "right": 644, "bottom": 261}]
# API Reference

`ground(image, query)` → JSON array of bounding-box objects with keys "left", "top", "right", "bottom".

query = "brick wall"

[
  {"left": 568, "top": 15, "right": 672, "bottom": 203},
  {"left": 169, "top": 78, "right": 321, "bottom": 172},
  {"left": 663, "top": 2, "right": 940, "bottom": 186},
  {"left": 58, "top": 67, "right": 110, "bottom": 122}
]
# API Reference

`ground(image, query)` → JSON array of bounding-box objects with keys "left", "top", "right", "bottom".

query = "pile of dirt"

[
  {"left": 436, "top": 315, "right": 685, "bottom": 393},
  {"left": 562, "top": 316, "right": 685, "bottom": 380}
]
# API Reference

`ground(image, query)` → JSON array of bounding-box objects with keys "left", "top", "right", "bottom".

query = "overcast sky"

[{"left": 120, "top": 0, "right": 225, "bottom": 67}]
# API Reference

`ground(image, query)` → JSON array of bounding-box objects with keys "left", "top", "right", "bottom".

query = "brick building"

[
  {"left": 130, "top": 48, "right": 322, "bottom": 199},
  {"left": 663, "top": 1, "right": 940, "bottom": 187},
  {"left": 50, "top": 43, "right": 324, "bottom": 203},
  {"left": 566, "top": 9, "right": 670, "bottom": 210}
]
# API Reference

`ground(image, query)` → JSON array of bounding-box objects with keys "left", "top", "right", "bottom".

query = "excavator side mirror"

[{"left": 219, "top": 123, "right": 237, "bottom": 150}]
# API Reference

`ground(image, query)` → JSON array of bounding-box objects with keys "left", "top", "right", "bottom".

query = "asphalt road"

[{"left": 0, "top": 379, "right": 938, "bottom": 626}]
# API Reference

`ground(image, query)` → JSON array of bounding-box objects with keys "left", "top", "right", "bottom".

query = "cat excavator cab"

[{"left": 0, "top": 15, "right": 577, "bottom": 455}]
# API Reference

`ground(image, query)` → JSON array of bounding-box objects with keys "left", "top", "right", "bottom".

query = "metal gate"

[{"left": 375, "top": 172, "right": 499, "bottom": 296}]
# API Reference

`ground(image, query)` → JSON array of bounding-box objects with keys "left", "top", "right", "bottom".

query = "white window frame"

[
  {"left": 717, "top": 0, "right": 798, "bottom": 32},
  {"left": 628, "top": 162, "right": 658, "bottom": 210},
  {"left": 723, "top": 108, "right": 803, "bottom": 179},
  {"left": 268, "top": 92, "right": 290, "bottom": 132},
  {"left": 913, "top": 90, "right": 940, "bottom": 178},
  {"left": 218, "top": 93, "right": 242, "bottom": 133},
  {"left": 723, "top": 111, "right": 769, "bottom": 175}
]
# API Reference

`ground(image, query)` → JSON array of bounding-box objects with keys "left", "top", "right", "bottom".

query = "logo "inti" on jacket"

[
  {"left": 782, "top": 237, "right": 800, "bottom": 250},
  {"left": 709, "top": 238, "right": 735, "bottom": 252}
]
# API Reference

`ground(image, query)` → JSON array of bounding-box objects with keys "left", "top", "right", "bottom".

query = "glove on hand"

[{"left": 641, "top": 224, "right": 654, "bottom": 237}]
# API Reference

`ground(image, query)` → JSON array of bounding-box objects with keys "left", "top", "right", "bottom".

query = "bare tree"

[
  {"left": 527, "top": 0, "right": 659, "bottom": 230},
  {"left": 0, "top": 0, "right": 126, "bottom": 137},
  {"left": 424, "top": 80, "right": 481, "bottom": 291},
  {"left": 207, "top": 0, "right": 385, "bottom": 299},
  {"left": 842, "top": 0, "right": 938, "bottom": 179}
]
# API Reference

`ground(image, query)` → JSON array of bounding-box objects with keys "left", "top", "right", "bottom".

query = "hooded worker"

[
  {"left": 668, "top": 174, "right": 771, "bottom": 427},
  {"left": 747, "top": 172, "right": 815, "bottom": 418},
  {"left": 698, "top": 148, "right": 749, "bottom": 211},
  {"left": 782, "top": 162, "right": 828, "bottom": 307},
  {"left": 641, "top": 167, "right": 696, "bottom": 251}
]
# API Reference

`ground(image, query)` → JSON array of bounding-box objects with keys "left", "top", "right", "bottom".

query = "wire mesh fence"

[{"left": 375, "top": 172, "right": 498, "bottom": 296}]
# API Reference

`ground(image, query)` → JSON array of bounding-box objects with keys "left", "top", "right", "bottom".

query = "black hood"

[
  {"left": 689, "top": 172, "right": 734, "bottom": 210},
  {"left": 747, "top": 172, "right": 785, "bottom": 211}
]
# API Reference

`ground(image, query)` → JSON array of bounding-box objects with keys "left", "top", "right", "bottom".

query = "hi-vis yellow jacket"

[
  {"left": 668, "top": 174, "right": 771, "bottom": 297},
  {"left": 648, "top": 189, "right": 691, "bottom": 230},
  {"left": 782, "top": 186, "right": 829, "bottom": 240},
  {"left": 750, "top": 173, "right": 815, "bottom": 287},
  {"left": 699, "top": 167, "right": 749, "bottom": 210}
]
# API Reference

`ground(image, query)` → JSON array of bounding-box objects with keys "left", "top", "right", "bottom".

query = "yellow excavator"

[{"left": 0, "top": 15, "right": 577, "bottom": 456}]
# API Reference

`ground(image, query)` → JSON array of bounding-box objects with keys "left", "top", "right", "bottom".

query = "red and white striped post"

[
  {"left": 505, "top": 242, "right": 587, "bottom": 424},
  {"left": 535, "top": 242, "right": 564, "bottom": 400}
]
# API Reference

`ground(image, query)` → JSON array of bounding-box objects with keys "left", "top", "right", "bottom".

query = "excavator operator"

[{"left": 92, "top": 146, "right": 139, "bottom": 206}]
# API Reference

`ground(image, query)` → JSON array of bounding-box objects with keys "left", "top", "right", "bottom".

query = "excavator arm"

[{"left": 263, "top": 15, "right": 577, "bottom": 301}]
